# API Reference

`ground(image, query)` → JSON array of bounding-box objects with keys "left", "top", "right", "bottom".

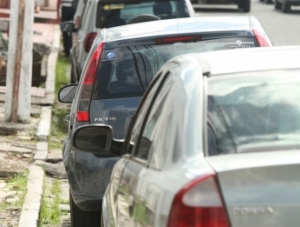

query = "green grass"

[
  {"left": 0, "top": 171, "right": 28, "bottom": 211},
  {"left": 48, "top": 52, "right": 70, "bottom": 150},
  {"left": 55, "top": 54, "right": 70, "bottom": 92},
  {"left": 39, "top": 178, "right": 61, "bottom": 226}
]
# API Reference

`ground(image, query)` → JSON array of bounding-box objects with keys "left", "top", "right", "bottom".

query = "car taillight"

[
  {"left": 76, "top": 42, "right": 104, "bottom": 122},
  {"left": 167, "top": 173, "right": 230, "bottom": 227},
  {"left": 155, "top": 35, "right": 202, "bottom": 44},
  {"left": 84, "top": 32, "right": 97, "bottom": 52},
  {"left": 253, "top": 29, "right": 270, "bottom": 47}
]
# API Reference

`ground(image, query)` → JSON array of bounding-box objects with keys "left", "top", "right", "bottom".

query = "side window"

[
  {"left": 126, "top": 73, "right": 164, "bottom": 155},
  {"left": 133, "top": 73, "right": 174, "bottom": 163}
]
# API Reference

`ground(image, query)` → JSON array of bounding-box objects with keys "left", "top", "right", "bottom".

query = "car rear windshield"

[
  {"left": 96, "top": 0, "right": 189, "bottom": 28},
  {"left": 92, "top": 37, "right": 255, "bottom": 100},
  {"left": 207, "top": 69, "right": 300, "bottom": 156}
]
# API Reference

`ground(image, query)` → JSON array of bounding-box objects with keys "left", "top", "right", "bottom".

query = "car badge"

[
  {"left": 107, "top": 52, "right": 115, "bottom": 59},
  {"left": 233, "top": 207, "right": 274, "bottom": 215},
  {"left": 236, "top": 40, "right": 243, "bottom": 47}
]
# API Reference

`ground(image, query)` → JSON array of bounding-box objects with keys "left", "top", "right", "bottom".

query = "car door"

[
  {"left": 104, "top": 71, "right": 168, "bottom": 227},
  {"left": 115, "top": 68, "right": 177, "bottom": 227}
]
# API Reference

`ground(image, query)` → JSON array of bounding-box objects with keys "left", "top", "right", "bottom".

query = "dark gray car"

[
  {"left": 274, "top": 0, "right": 300, "bottom": 12},
  {"left": 58, "top": 16, "right": 271, "bottom": 227}
]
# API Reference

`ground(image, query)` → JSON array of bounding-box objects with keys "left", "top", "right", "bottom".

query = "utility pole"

[{"left": 5, "top": 0, "right": 34, "bottom": 123}]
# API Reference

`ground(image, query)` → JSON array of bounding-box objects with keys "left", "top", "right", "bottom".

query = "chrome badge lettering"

[
  {"left": 94, "top": 117, "right": 117, "bottom": 122},
  {"left": 233, "top": 207, "right": 274, "bottom": 215}
]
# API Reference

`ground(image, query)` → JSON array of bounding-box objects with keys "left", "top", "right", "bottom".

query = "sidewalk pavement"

[
  {"left": 0, "top": 0, "right": 59, "bottom": 24},
  {"left": 0, "top": 16, "right": 67, "bottom": 227}
]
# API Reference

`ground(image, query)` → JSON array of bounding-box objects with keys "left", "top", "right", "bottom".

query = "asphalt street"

[{"left": 193, "top": 0, "right": 300, "bottom": 46}]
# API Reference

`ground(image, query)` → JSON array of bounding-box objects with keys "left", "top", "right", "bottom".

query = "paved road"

[{"left": 193, "top": 0, "right": 300, "bottom": 45}]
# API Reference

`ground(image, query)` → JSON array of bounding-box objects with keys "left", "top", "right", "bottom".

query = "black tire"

[
  {"left": 101, "top": 212, "right": 104, "bottom": 227},
  {"left": 282, "top": 1, "right": 291, "bottom": 12},
  {"left": 264, "top": 0, "right": 272, "bottom": 4},
  {"left": 127, "top": 14, "right": 161, "bottom": 24},
  {"left": 275, "top": 0, "right": 282, "bottom": 8},
  {"left": 70, "top": 191, "right": 101, "bottom": 227},
  {"left": 242, "top": 0, "right": 251, "bottom": 12}
]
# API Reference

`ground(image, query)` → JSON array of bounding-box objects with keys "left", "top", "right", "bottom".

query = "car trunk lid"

[
  {"left": 90, "top": 97, "right": 141, "bottom": 139},
  {"left": 206, "top": 150, "right": 300, "bottom": 227}
]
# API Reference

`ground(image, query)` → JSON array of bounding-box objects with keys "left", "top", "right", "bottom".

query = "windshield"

[
  {"left": 92, "top": 37, "right": 255, "bottom": 100},
  {"left": 96, "top": 0, "right": 189, "bottom": 28},
  {"left": 207, "top": 69, "right": 300, "bottom": 156}
]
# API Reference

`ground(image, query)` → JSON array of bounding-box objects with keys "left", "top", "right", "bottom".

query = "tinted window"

[
  {"left": 93, "top": 38, "right": 255, "bottom": 100},
  {"left": 126, "top": 74, "right": 164, "bottom": 156},
  {"left": 207, "top": 69, "right": 300, "bottom": 156},
  {"left": 96, "top": 0, "right": 189, "bottom": 28},
  {"left": 135, "top": 75, "right": 173, "bottom": 162}
]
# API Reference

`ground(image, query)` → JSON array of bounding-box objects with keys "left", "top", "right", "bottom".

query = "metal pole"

[{"left": 11, "top": 0, "right": 25, "bottom": 123}]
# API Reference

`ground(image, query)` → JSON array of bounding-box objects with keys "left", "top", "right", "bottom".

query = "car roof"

[
  {"left": 102, "top": 16, "right": 253, "bottom": 42},
  {"left": 177, "top": 46, "right": 300, "bottom": 76}
]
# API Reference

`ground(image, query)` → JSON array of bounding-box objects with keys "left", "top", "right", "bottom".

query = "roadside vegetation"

[
  {"left": 48, "top": 53, "right": 70, "bottom": 150},
  {"left": 39, "top": 52, "right": 71, "bottom": 226},
  {"left": 0, "top": 171, "right": 28, "bottom": 211},
  {"left": 39, "top": 178, "right": 62, "bottom": 226}
]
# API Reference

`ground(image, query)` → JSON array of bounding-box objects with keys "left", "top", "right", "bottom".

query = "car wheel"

[
  {"left": 69, "top": 191, "right": 101, "bottom": 227},
  {"left": 242, "top": 0, "right": 250, "bottom": 12},
  {"left": 281, "top": 1, "right": 291, "bottom": 12},
  {"left": 274, "top": 0, "right": 282, "bottom": 8},
  {"left": 101, "top": 212, "right": 104, "bottom": 227}
]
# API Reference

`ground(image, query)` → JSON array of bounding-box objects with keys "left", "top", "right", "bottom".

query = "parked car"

[
  {"left": 192, "top": 0, "right": 251, "bottom": 12},
  {"left": 72, "top": 45, "right": 300, "bottom": 227},
  {"left": 274, "top": 0, "right": 300, "bottom": 12},
  {"left": 62, "top": 0, "right": 195, "bottom": 83},
  {"left": 58, "top": 16, "right": 272, "bottom": 227}
]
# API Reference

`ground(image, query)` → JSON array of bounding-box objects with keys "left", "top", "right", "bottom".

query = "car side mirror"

[
  {"left": 58, "top": 84, "right": 78, "bottom": 103},
  {"left": 72, "top": 125, "right": 123, "bottom": 156},
  {"left": 60, "top": 21, "right": 77, "bottom": 33}
]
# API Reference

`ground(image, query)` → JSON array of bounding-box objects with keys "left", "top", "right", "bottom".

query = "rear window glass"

[
  {"left": 207, "top": 70, "right": 300, "bottom": 156},
  {"left": 96, "top": 0, "right": 189, "bottom": 28},
  {"left": 93, "top": 37, "right": 255, "bottom": 100}
]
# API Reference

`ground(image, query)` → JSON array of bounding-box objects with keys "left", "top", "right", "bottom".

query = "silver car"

[
  {"left": 65, "top": 0, "right": 195, "bottom": 83},
  {"left": 72, "top": 45, "right": 300, "bottom": 227}
]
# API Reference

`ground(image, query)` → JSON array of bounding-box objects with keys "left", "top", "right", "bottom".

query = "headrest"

[{"left": 153, "top": 1, "right": 172, "bottom": 16}]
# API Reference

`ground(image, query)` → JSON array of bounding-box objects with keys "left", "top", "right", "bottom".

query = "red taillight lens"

[
  {"left": 76, "top": 42, "right": 104, "bottom": 122},
  {"left": 84, "top": 32, "right": 97, "bottom": 52},
  {"left": 155, "top": 35, "right": 202, "bottom": 44},
  {"left": 253, "top": 29, "right": 270, "bottom": 47},
  {"left": 167, "top": 174, "right": 230, "bottom": 227},
  {"left": 76, "top": 111, "right": 89, "bottom": 122}
]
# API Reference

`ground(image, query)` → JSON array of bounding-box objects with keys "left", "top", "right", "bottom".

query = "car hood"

[{"left": 90, "top": 97, "right": 142, "bottom": 139}]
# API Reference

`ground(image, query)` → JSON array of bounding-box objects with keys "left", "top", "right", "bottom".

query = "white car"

[{"left": 72, "top": 45, "right": 300, "bottom": 227}]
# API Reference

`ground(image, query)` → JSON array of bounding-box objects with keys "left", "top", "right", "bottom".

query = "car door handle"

[{"left": 128, "top": 195, "right": 135, "bottom": 217}]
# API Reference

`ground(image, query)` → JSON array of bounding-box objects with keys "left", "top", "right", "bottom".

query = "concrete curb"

[
  {"left": 18, "top": 165, "right": 44, "bottom": 227},
  {"left": 19, "top": 24, "right": 61, "bottom": 227},
  {"left": 43, "top": 25, "right": 60, "bottom": 106},
  {"left": 36, "top": 106, "right": 52, "bottom": 141}
]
